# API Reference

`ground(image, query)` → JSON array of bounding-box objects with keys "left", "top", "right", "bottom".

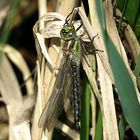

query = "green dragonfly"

[{"left": 38, "top": 10, "right": 93, "bottom": 131}]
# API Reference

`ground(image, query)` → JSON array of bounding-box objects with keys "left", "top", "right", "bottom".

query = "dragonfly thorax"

[{"left": 62, "top": 39, "right": 75, "bottom": 56}]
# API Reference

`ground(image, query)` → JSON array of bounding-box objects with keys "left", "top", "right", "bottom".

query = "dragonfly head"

[{"left": 60, "top": 24, "right": 76, "bottom": 41}]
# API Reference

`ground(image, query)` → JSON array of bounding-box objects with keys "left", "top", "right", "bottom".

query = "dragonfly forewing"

[{"left": 38, "top": 57, "right": 71, "bottom": 131}]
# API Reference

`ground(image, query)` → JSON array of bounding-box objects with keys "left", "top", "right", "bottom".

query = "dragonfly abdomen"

[{"left": 71, "top": 59, "right": 80, "bottom": 130}]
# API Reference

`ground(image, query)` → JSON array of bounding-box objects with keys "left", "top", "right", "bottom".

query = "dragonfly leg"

[
  {"left": 90, "top": 34, "right": 104, "bottom": 53},
  {"left": 79, "top": 35, "right": 103, "bottom": 55},
  {"left": 76, "top": 21, "right": 83, "bottom": 32},
  {"left": 65, "top": 11, "right": 73, "bottom": 24},
  {"left": 65, "top": 7, "right": 80, "bottom": 25}
]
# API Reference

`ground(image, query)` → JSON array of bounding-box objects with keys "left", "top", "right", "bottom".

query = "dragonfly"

[{"left": 38, "top": 9, "right": 93, "bottom": 131}]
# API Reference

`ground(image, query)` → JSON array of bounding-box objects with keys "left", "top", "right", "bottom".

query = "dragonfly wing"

[{"left": 38, "top": 58, "right": 71, "bottom": 131}]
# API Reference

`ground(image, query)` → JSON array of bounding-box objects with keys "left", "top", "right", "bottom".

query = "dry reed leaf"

[
  {"left": 32, "top": 13, "right": 65, "bottom": 140},
  {"left": 31, "top": 61, "right": 45, "bottom": 140},
  {"left": 55, "top": 120, "right": 79, "bottom": 140},
  {"left": 0, "top": 45, "right": 35, "bottom": 139},
  {"left": 12, "top": 122, "right": 31, "bottom": 140},
  {"left": 97, "top": 56, "right": 119, "bottom": 140},
  {"left": 0, "top": 52, "right": 22, "bottom": 105},
  {"left": 0, "top": 52, "right": 22, "bottom": 139},
  {"left": 3, "top": 45, "right": 34, "bottom": 96},
  {"left": 124, "top": 21, "right": 140, "bottom": 61},
  {"left": 56, "top": 0, "right": 79, "bottom": 16}
]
